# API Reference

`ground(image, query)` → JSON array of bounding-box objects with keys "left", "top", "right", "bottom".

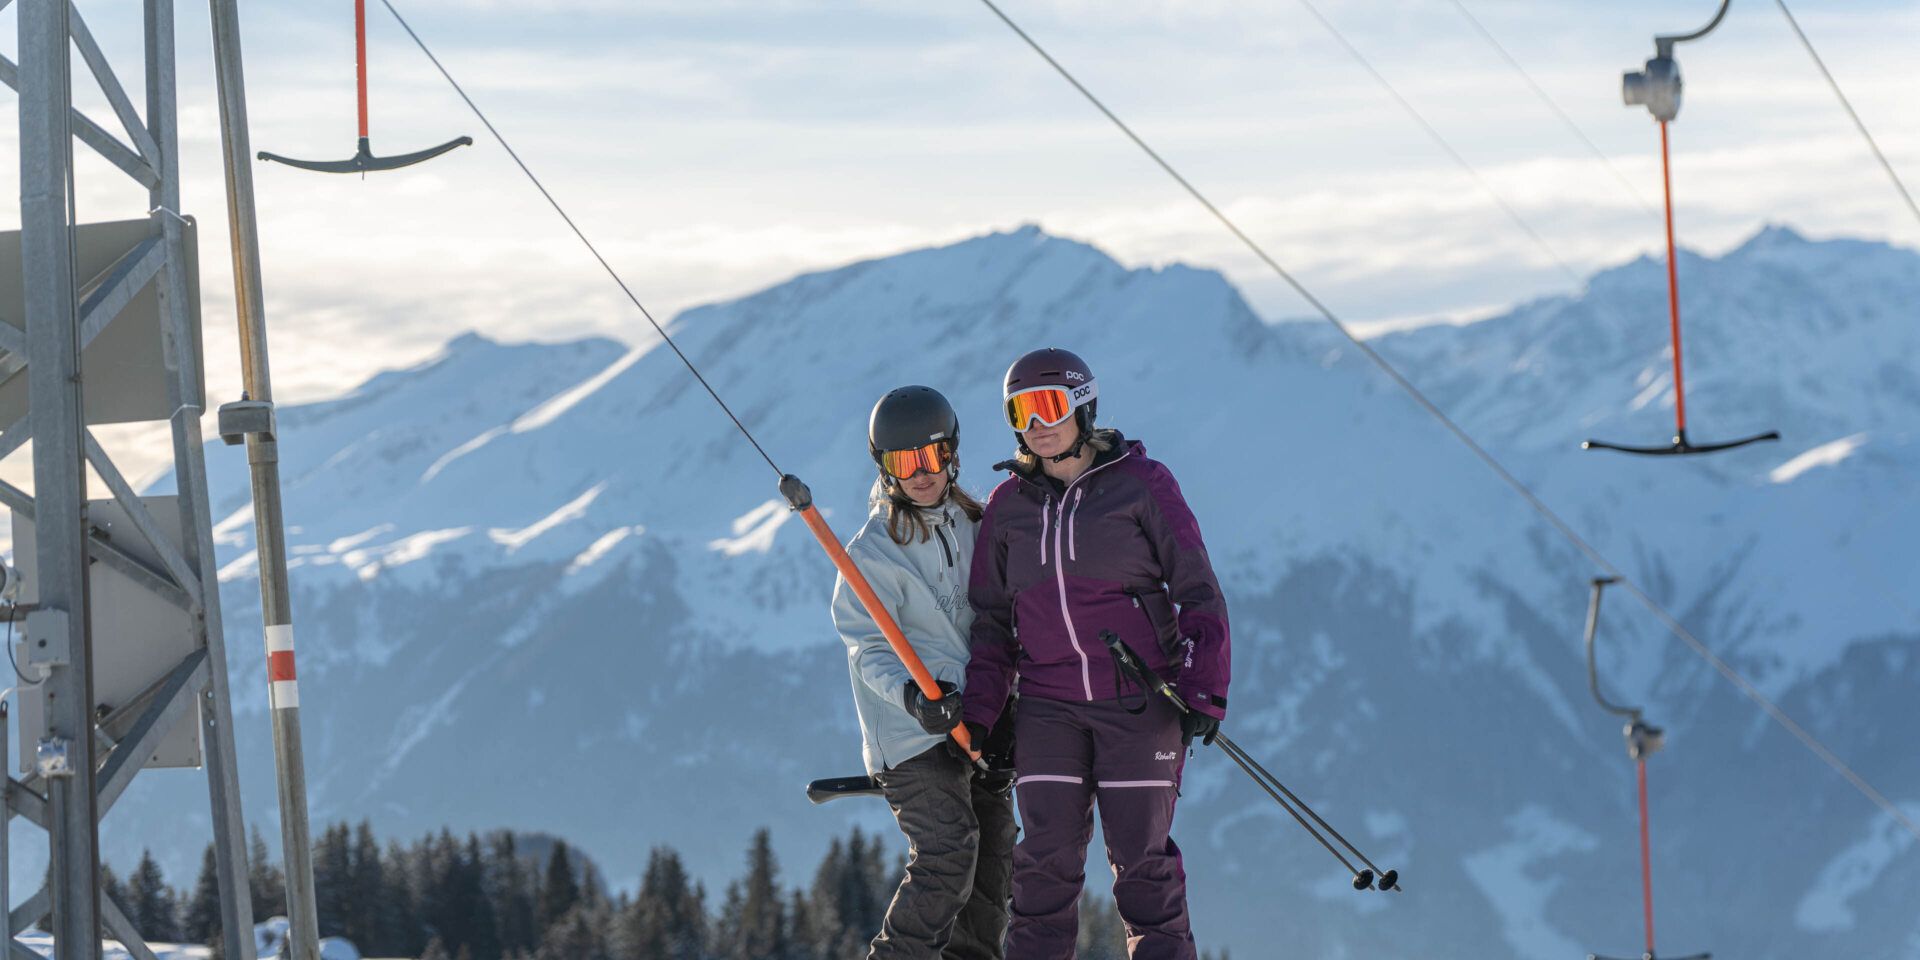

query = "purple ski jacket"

[{"left": 963, "top": 436, "right": 1231, "bottom": 729}]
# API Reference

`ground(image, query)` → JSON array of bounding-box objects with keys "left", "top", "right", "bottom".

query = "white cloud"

[{"left": 0, "top": 0, "right": 1914, "bottom": 494}]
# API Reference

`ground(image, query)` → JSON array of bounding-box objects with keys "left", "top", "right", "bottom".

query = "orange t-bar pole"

[{"left": 780, "top": 475, "right": 979, "bottom": 759}]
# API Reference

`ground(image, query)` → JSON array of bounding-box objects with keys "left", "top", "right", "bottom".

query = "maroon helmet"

[{"left": 1004, "top": 348, "right": 1098, "bottom": 457}]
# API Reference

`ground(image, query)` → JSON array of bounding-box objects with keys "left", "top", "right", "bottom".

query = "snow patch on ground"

[
  {"left": 1795, "top": 803, "right": 1920, "bottom": 931},
  {"left": 708, "top": 498, "right": 791, "bottom": 556},
  {"left": 14, "top": 931, "right": 210, "bottom": 960},
  {"left": 489, "top": 483, "right": 607, "bottom": 553},
  {"left": 567, "top": 525, "right": 642, "bottom": 574},
  {"left": 342, "top": 527, "right": 473, "bottom": 580},
  {"left": 217, "top": 550, "right": 258, "bottom": 582},
  {"left": 1462, "top": 806, "right": 1599, "bottom": 959},
  {"left": 420, "top": 425, "right": 508, "bottom": 484},
  {"left": 510, "top": 345, "right": 645, "bottom": 434},
  {"left": 211, "top": 504, "right": 253, "bottom": 548},
  {"left": 1770, "top": 433, "right": 1869, "bottom": 484},
  {"left": 328, "top": 523, "right": 395, "bottom": 554}
]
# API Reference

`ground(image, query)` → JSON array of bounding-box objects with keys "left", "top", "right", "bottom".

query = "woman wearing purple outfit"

[{"left": 962, "top": 348, "right": 1230, "bottom": 960}]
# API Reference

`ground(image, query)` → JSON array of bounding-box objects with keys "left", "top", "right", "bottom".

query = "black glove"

[
  {"left": 1180, "top": 710, "right": 1220, "bottom": 748},
  {"left": 903, "top": 681, "right": 962, "bottom": 736}
]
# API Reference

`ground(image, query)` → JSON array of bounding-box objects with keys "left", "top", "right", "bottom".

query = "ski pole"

[
  {"left": 782, "top": 475, "right": 979, "bottom": 760},
  {"left": 1212, "top": 732, "right": 1398, "bottom": 892},
  {"left": 1100, "top": 630, "right": 1400, "bottom": 892}
]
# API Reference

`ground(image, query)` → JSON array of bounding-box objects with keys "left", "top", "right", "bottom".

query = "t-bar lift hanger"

[
  {"left": 258, "top": 0, "right": 470, "bottom": 174},
  {"left": 1582, "top": 577, "right": 1710, "bottom": 960},
  {"left": 1584, "top": 0, "right": 1779, "bottom": 456}
]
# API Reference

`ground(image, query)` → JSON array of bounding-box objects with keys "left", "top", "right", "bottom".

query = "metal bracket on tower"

[
  {"left": 33, "top": 737, "right": 73, "bottom": 778},
  {"left": 217, "top": 397, "right": 275, "bottom": 445},
  {"left": 23, "top": 606, "right": 71, "bottom": 668}
]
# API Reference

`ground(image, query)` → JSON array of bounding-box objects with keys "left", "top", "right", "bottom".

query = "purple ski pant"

[{"left": 1008, "top": 695, "right": 1196, "bottom": 960}]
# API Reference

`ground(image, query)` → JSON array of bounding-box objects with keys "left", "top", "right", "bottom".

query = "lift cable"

[
  {"left": 1442, "top": 0, "right": 1657, "bottom": 216},
  {"left": 1772, "top": 0, "right": 1920, "bottom": 227},
  {"left": 1290, "top": 0, "right": 1581, "bottom": 282},
  {"left": 376, "top": 0, "right": 992, "bottom": 759},
  {"left": 973, "top": 0, "right": 1920, "bottom": 842},
  {"left": 374, "top": 0, "right": 783, "bottom": 479}
]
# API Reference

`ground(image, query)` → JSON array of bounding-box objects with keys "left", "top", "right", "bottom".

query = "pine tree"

[
  {"left": 249, "top": 826, "right": 288, "bottom": 921},
  {"left": 534, "top": 903, "right": 611, "bottom": 960},
  {"left": 785, "top": 890, "right": 814, "bottom": 960},
  {"left": 713, "top": 881, "right": 746, "bottom": 960},
  {"left": 536, "top": 841, "right": 580, "bottom": 934},
  {"left": 128, "top": 849, "right": 180, "bottom": 943},
  {"left": 418, "top": 830, "right": 461, "bottom": 952},
  {"left": 727, "top": 830, "right": 787, "bottom": 960},
  {"left": 341, "top": 821, "right": 385, "bottom": 953},
  {"left": 616, "top": 847, "right": 706, "bottom": 960},
  {"left": 383, "top": 839, "right": 426, "bottom": 960},
  {"left": 182, "top": 843, "right": 225, "bottom": 945},
  {"left": 100, "top": 863, "right": 127, "bottom": 917},
  {"left": 806, "top": 828, "right": 891, "bottom": 957},
  {"left": 459, "top": 833, "right": 504, "bottom": 960},
  {"left": 488, "top": 833, "right": 537, "bottom": 959},
  {"left": 313, "top": 822, "right": 353, "bottom": 939}
]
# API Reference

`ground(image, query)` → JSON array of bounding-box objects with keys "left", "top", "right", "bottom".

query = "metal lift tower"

[{"left": 0, "top": 1, "right": 313, "bottom": 958}]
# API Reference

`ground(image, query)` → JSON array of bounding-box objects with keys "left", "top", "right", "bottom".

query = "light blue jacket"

[{"left": 831, "top": 492, "right": 978, "bottom": 775}]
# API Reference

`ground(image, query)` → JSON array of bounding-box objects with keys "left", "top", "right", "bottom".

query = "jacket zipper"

[
  {"left": 1067, "top": 488, "right": 1084, "bottom": 561},
  {"left": 1039, "top": 494, "right": 1052, "bottom": 566},
  {"left": 1052, "top": 495, "right": 1091, "bottom": 699},
  {"left": 1043, "top": 449, "right": 1132, "bottom": 701},
  {"left": 933, "top": 521, "right": 953, "bottom": 567}
]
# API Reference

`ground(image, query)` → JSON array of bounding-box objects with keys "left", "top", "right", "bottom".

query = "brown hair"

[
  {"left": 878, "top": 473, "right": 985, "bottom": 545},
  {"left": 1013, "top": 427, "right": 1120, "bottom": 475}
]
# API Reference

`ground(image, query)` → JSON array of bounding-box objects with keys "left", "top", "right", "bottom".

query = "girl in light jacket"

[
  {"left": 963, "top": 349, "right": 1231, "bottom": 960},
  {"left": 832, "top": 385, "right": 1017, "bottom": 960}
]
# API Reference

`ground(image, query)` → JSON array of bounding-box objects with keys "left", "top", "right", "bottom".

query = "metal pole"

[
  {"left": 19, "top": 0, "right": 102, "bottom": 955},
  {"left": 205, "top": 2, "right": 318, "bottom": 958},
  {"left": 147, "top": 0, "right": 258, "bottom": 955},
  {"left": 2, "top": 697, "right": 11, "bottom": 951}
]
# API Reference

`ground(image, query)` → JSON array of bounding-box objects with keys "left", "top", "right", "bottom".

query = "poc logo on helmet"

[
  {"left": 1062, "top": 370, "right": 1086, "bottom": 381},
  {"left": 1071, "top": 384, "right": 1094, "bottom": 402}
]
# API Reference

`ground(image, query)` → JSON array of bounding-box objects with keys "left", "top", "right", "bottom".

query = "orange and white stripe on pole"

[{"left": 267, "top": 624, "right": 299, "bottom": 710}]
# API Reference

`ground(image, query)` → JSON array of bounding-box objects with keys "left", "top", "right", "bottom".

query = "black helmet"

[{"left": 869, "top": 385, "right": 960, "bottom": 473}]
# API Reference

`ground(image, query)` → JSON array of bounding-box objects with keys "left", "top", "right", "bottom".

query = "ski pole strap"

[
  {"left": 1099, "top": 631, "right": 1187, "bottom": 714},
  {"left": 782, "top": 475, "right": 978, "bottom": 759}
]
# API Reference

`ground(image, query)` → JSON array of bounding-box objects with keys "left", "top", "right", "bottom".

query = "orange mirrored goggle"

[
  {"left": 1004, "top": 381, "right": 1097, "bottom": 431},
  {"left": 880, "top": 440, "right": 955, "bottom": 480}
]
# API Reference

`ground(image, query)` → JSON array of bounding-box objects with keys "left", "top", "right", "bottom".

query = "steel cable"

[
  {"left": 1443, "top": 0, "right": 1657, "bottom": 216},
  {"left": 1292, "top": 0, "right": 1583, "bottom": 282},
  {"left": 1773, "top": 0, "right": 1920, "bottom": 227},
  {"left": 974, "top": 0, "right": 1920, "bottom": 841},
  {"left": 376, "top": 0, "right": 785, "bottom": 479}
]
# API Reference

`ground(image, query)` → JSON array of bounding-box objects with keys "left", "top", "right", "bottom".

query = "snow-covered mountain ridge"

[{"left": 92, "top": 224, "right": 1918, "bottom": 958}]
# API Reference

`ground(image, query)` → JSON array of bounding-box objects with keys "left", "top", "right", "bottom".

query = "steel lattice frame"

[{"left": 1, "top": 2, "right": 257, "bottom": 959}]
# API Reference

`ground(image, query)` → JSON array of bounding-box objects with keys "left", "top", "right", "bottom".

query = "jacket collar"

[{"left": 995, "top": 433, "right": 1142, "bottom": 495}]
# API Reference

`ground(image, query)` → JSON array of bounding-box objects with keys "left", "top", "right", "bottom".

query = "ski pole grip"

[
  {"left": 783, "top": 475, "right": 979, "bottom": 758},
  {"left": 1099, "top": 631, "right": 1187, "bottom": 713}
]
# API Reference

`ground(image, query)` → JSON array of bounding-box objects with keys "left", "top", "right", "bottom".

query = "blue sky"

[{"left": 1, "top": 0, "right": 1916, "bottom": 479}]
